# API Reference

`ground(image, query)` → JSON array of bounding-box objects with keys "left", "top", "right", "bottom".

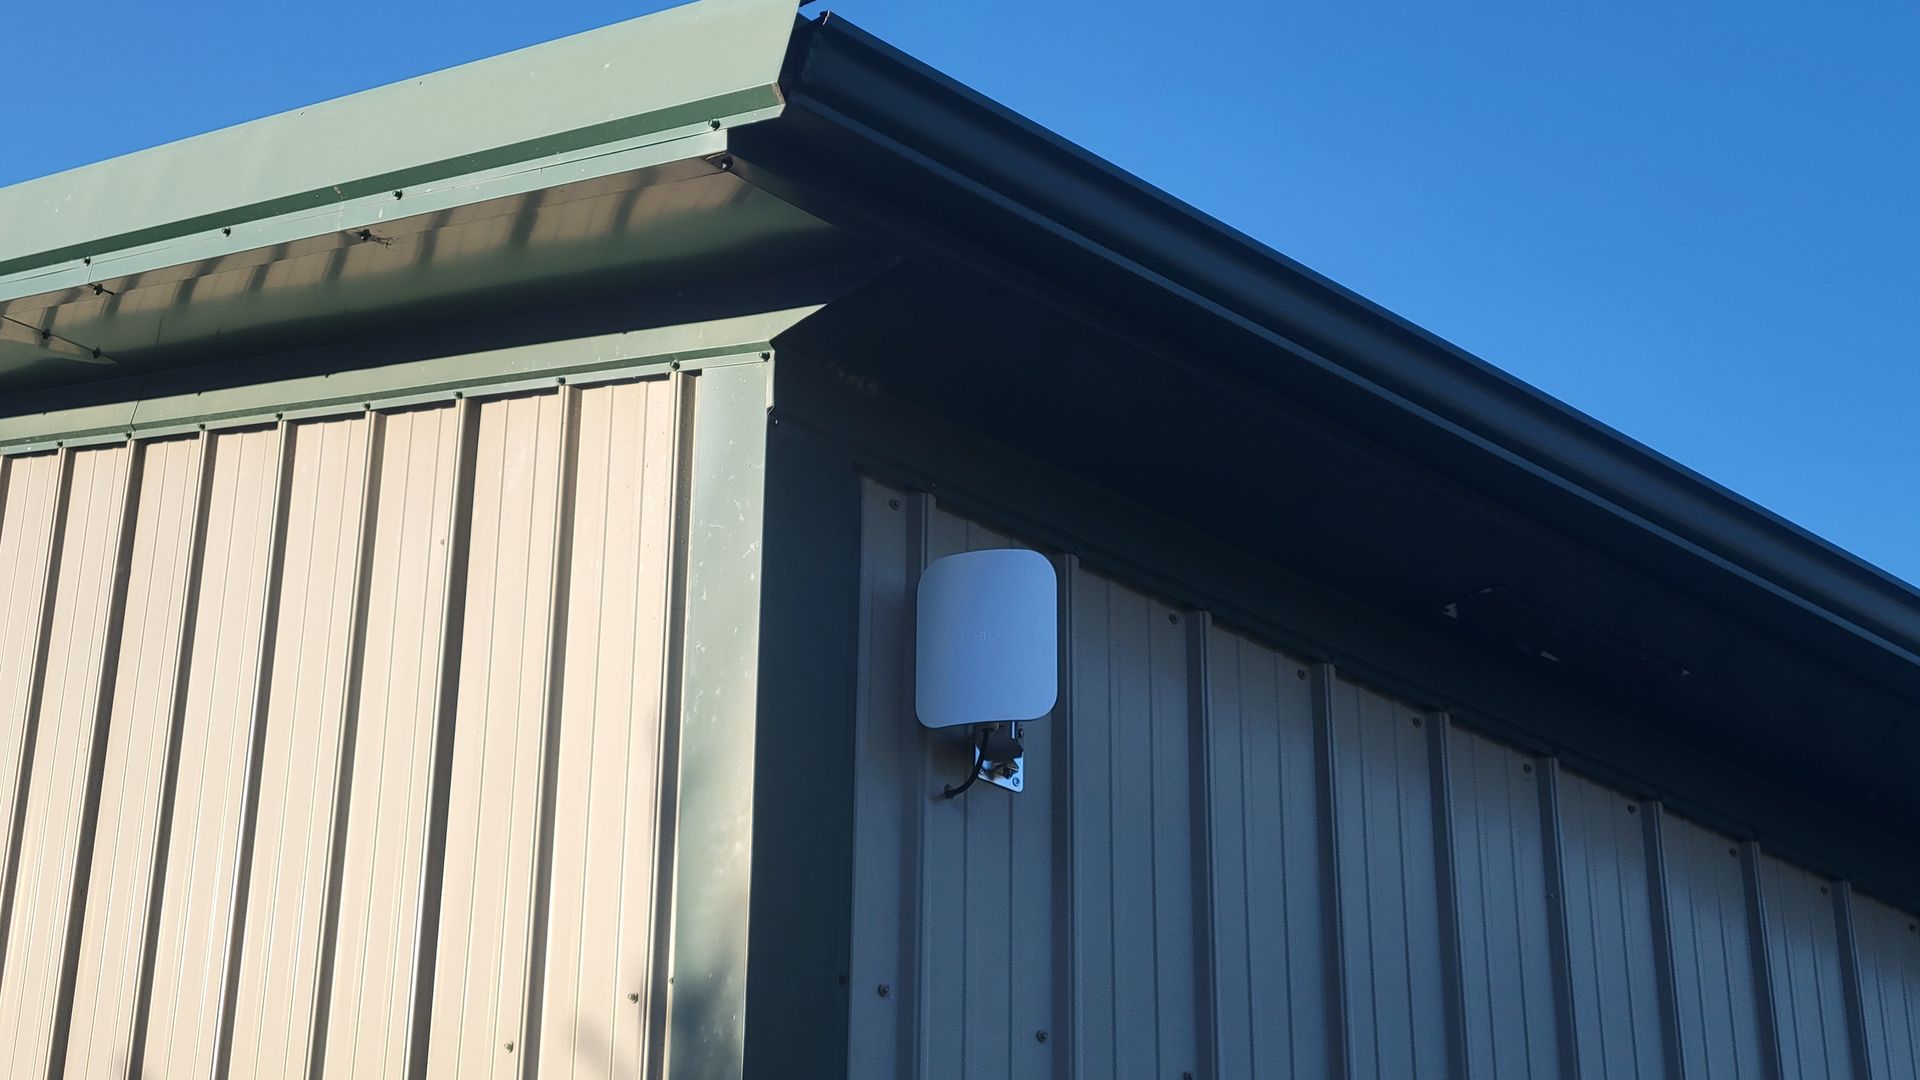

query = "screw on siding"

[
  {"left": 394, "top": 190, "right": 404, "bottom": 199},
  {"left": 709, "top": 119, "right": 722, "bottom": 129},
  {"left": 838, "top": 974, "right": 850, "bottom": 986},
  {"left": 628, "top": 992, "right": 640, "bottom": 1002},
  {"left": 1522, "top": 762, "right": 1534, "bottom": 774},
  {"left": 1168, "top": 613, "right": 1180, "bottom": 624},
  {"left": 889, "top": 498, "right": 902, "bottom": 511},
  {"left": 1730, "top": 847, "right": 1740, "bottom": 858},
  {"left": 1627, "top": 804, "right": 1638, "bottom": 814},
  {"left": 1821, "top": 886, "right": 1830, "bottom": 895},
  {"left": 1296, "top": 669, "right": 1307, "bottom": 680},
  {"left": 1184, "top": 1072, "right": 1195, "bottom": 1080},
  {"left": 504, "top": 1042, "right": 515, "bottom": 1053},
  {"left": 876, "top": 984, "right": 891, "bottom": 998},
  {"left": 1035, "top": 1030, "right": 1048, "bottom": 1043},
  {"left": 222, "top": 227, "right": 232, "bottom": 237},
  {"left": 1411, "top": 716, "right": 1423, "bottom": 727}
]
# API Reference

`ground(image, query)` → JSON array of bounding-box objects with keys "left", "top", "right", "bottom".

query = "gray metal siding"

[
  {"left": 1200, "top": 626, "right": 1326, "bottom": 1080},
  {"left": 1445, "top": 725, "right": 1561, "bottom": 1080},
  {"left": 1758, "top": 855, "right": 1856, "bottom": 1080},
  {"left": 1557, "top": 771, "right": 1669, "bottom": 1080},
  {"left": 846, "top": 477, "right": 1920, "bottom": 1080},
  {"left": 1854, "top": 893, "right": 1920, "bottom": 1079}
]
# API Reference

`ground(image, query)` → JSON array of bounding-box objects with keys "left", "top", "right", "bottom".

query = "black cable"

[{"left": 942, "top": 730, "right": 988, "bottom": 799}]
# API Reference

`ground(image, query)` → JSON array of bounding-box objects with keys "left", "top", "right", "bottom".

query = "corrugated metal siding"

[
  {"left": 0, "top": 370, "right": 722, "bottom": 1077},
  {"left": 847, "top": 477, "right": 1920, "bottom": 1080},
  {"left": 1854, "top": 893, "right": 1920, "bottom": 1079}
]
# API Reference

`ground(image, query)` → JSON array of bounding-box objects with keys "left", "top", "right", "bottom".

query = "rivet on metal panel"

[
  {"left": 1035, "top": 1030, "right": 1048, "bottom": 1043},
  {"left": 628, "top": 992, "right": 641, "bottom": 1002},
  {"left": 504, "top": 1042, "right": 515, "bottom": 1053},
  {"left": 876, "top": 984, "right": 891, "bottom": 998}
]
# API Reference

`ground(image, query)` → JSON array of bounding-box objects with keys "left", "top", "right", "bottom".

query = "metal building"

[{"left": 2, "top": 1, "right": 1917, "bottom": 1077}]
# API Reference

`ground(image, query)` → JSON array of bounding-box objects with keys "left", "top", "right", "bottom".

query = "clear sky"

[{"left": 5, "top": 1, "right": 1916, "bottom": 584}]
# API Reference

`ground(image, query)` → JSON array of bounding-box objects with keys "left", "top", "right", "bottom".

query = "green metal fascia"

[
  {"left": 0, "top": 306, "right": 813, "bottom": 453},
  {"left": 0, "top": 0, "right": 797, "bottom": 285}
]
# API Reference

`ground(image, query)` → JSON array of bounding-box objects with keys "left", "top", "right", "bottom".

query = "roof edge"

[
  {"left": 0, "top": 0, "right": 798, "bottom": 284},
  {"left": 780, "top": 12, "right": 1920, "bottom": 676}
]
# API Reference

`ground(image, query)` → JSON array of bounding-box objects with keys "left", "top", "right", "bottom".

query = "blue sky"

[{"left": 6, "top": 1, "right": 1916, "bottom": 584}]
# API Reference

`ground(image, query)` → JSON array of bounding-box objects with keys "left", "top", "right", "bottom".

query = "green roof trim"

[{"left": 0, "top": 0, "right": 797, "bottom": 280}]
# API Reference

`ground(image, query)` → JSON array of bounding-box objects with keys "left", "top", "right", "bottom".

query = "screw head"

[
  {"left": 628, "top": 991, "right": 640, "bottom": 1002},
  {"left": 889, "top": 498, "right": 902, "bottom": 511},
  {"left": 1627, "top": 804, "right": 1638, "bottom": 814},
  {"left": 1522, "top": 762, "right": 1534, "bottom": 774},
  {"left": 1035, "top": 1030, "right": 1048, "bottom": 1043},
  {"left": 1411, "top": 716, "right": 1423, "bottom": 727},
  {"left": 876, "top": 984, "right": 891, "bottom": 998},
  {"left": 1168, "top": 613, "right": 1180, "bottom": 624},
  {"left": 504, "top": 1041, "right": 515, "bottom": 1053},
  {"left": 1296, "top": 669, "right": 1307, "bottom": 680}
]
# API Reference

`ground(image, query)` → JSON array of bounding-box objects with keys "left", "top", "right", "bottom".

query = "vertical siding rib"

[
  {"left": 1660, "top": 813, "right": 1768, "bottom": 1079},
  {"left": 0, "top": 443, "right": 134, "bottom": 1072},
  {"left": 1314, "top": 661, "right": 1354, "bottom": 1080},
  {"left": 1850, "top": 893, "right": 1920, "bottom": 1080},
  {"left": 1202, "top": 629, "right": 1328, "bottom": 1080},
  {"left": 1739, "top": 843, "right": 1787, "bottom": 1080},
  {"left": 1556, "top": 771, "right": 1668, "bottom": 1080},
  {"left": 1065, "top": 570, "right": 1198, "bottom": 1080},
  {"left": 1754, "top": 854, "right": 1858, "bottom": 1080},
  {"left": 1832, "top": 884, "right": 1876, "bottom": 1080},
  {"left": 423, "top": 390, "right": 569, "bottom": 1078},
  {"left": 403, "top": 395, "right": 481, "bottom": 1080},
  {"left": 60, "top": 435, "right": 209, "bottom": 1080},
  {"left": 306, "top": 409, "right": 388, "bottom": 1079},
  {"left": 139, "top": 424, "right": 287, "bottom": 1078},
  {"left": 1537, "top": 759, "right": 1585, "bottom": 1080},
  {"left": 0, "top": 448, "right": 70, "bottom": 991},
  {"left": 530, "top": 378, "right": 678, "bottom": 1078},
  {"left": 224, "top": 416, "right": 375, "bottom": 1080},
  {"left": 1443, "top": 726, "right": 1562, "bottom": 1080},
  {"left": 1331, "top": 676, "right": 1449, "bottom": 1080},
  {"left": 320, "top": 402, "right": 465, "bottom": 1078},
  {"left": 212, "top": 420, "right": 299, "bottom": 1079},
  {"left": 1427, "top": 715, "right": 1470, "bottom": 1080}
]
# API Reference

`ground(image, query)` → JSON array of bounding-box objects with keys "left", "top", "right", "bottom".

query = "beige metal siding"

[
  {"left": 0, "top": 445, "right": 134, "bottom": 1069},
  {"left": 847, "top": 476, "right": 1920, "bottom": 1080},
  {"left": 0, "top": 368, "right": 732, "bottom": 1078}
]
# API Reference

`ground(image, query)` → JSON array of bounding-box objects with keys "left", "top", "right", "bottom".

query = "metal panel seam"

[
  {"left": 1312, "top": 661, "right": 1354, "bottom": 1080},
  {"left": 404, "top": 397, "right": 481, "bottom": 1079},
  {"left": 1741, "top": 841, "right": 1788, "bottom": 1080},
  {"left": 1186, "top": 611, "right": 1223, "bottom": 1080},
  {"left": 0, "top": 446, "right": 74, "bottom": 983},
  {"left": 1429, "top": 713, "right": 1471, "bottom": 1080},
  {"left": 516, "top": 384, "right": 583, "bottom": 1070},
  {"left": 210, "top": 420, "right": 295, "bottom": 1079},
  {"left": 1642, "top": 802, "right": 1690, "bottom": 1080},
  {"left": 124, "top": 430, "right": 216, "bottom": 1070},
  {"left": 1535, "top": 759, "right": 1584, "bottom": 1080},
  {"left": 1834, "top": 882, "right": 1876, "bottom": 1080},
  {"left": 43, "top": 436, "right": 145, "bottom": 1074}
]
